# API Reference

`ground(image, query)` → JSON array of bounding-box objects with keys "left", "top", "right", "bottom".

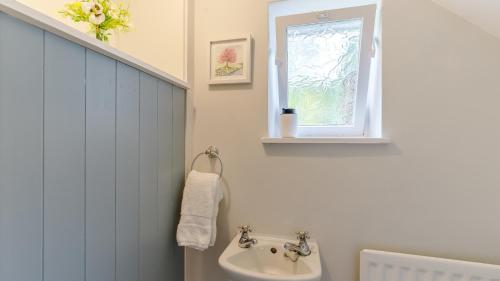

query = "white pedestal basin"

[{"left": 218, "top": 234, "right": 321, "bottom": 281}]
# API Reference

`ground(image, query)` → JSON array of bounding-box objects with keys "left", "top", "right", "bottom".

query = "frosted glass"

[{"left": 287, "top": 19, "right": 362, "bottom": 126}]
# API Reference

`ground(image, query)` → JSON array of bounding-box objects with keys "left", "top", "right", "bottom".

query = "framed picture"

[{"left": 209, "top": 34, "right": 252, "bottom": 84}]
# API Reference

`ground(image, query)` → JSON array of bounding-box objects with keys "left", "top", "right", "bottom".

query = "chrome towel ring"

[{"left": 190, "top": 146, "right": 223, "bottom": 178}]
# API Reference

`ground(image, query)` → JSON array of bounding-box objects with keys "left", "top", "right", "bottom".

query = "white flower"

[
  {"left": 90, "top": 2, "right": 103, "bottom": 15},
  {"left": 81, "top": 1, "right": 93, "bottom": 14},
  {"left": 89, "top": 12, "right": 105, "bottom": 25}
]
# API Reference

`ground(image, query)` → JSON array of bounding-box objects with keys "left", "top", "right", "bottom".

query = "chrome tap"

[
  {"left": 238, "top": 225, "right": 257, "bottom": 248},
  {"left": 284, "top": 231, "right": 311, "bottom": 257}
]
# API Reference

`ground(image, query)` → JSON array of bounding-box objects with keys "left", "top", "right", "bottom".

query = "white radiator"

[{"left": 361, "top": 250, "right": 500, "bottom": 281}]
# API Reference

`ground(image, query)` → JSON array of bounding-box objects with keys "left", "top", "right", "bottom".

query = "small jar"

[{"left": 280, "top": 108, "right": 298, "bottom": 138}]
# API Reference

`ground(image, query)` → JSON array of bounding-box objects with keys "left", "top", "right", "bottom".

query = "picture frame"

[{"left": 209, "top": 34, "right": 252, "bottom": 85}]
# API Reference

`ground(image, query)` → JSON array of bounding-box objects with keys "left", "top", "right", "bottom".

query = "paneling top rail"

[{"left": 0, "top": 0, "right": 190, "bottom": 90}]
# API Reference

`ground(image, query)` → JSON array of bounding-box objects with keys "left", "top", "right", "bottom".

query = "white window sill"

[{"left": 260, "top": 137, "right": 390, "bottom": 144}]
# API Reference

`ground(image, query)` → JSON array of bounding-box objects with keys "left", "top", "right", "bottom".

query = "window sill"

[{"left": 260, "top": 137, "right": 390, "bottom": 144}]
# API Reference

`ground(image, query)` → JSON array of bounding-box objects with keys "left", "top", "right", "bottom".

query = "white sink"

[{"left": 218, "top": 234, "right": 322, "bottom": 281}]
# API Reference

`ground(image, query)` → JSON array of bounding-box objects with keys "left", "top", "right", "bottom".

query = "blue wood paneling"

[
  {"left": 139, "top": 72, "right": 161, "bottom": 281},
  {"left": 43, "top": 32, "right": 86, "bottom": 281},
  {"left": 116, "top": 62, "right": 140, "bottom": 281},
  {"left": 0, "top": 12, "right": 44, "bottom": 281},
  {"left": 85, "top": 49, "right": 117, "bottom": 281},
  {"left": 172, "top": 86, "right": 187, "bottom": 281},
  {"left": 158, "top": 81, "right": 174, "bottom": 280},
  {"left": 173, "top": 86, "right": 187, "bottom": 191},
  {"left": 0, "top": 12, "right": 186, "bottom": 281}
]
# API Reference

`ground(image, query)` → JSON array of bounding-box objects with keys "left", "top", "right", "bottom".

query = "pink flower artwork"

[
  {"left": 210, "top": 37, "right": 251, "bottom": 82},
  {"left": 218, "top": 47, "right": 237, "bottom": 66}
]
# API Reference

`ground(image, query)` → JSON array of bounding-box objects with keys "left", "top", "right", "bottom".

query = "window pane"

[{"left": 287, "top": 19, "right": 362, "bottom": 126}]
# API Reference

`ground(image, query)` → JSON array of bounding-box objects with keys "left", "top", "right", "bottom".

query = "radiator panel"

[{"left": 361, "top": 250, "right": 500, "bottom": 281}]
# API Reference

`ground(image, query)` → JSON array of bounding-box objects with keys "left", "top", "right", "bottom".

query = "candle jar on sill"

[{"left": 280, "top": 108, "right": 298, "bottom": 138}]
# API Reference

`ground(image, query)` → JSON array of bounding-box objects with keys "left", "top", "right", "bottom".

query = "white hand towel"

[{"left": 176, "top": 170, "right": 223, "bottom": 251}]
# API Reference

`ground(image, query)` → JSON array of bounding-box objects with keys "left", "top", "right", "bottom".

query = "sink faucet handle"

[
  {"left": 237, "top": 225, "right": 257, "bottom": 248},
  {"left": 238, "top": 225, "right": 253, "bottom": 233},
  {"left": 296, "top": 231, "right": 310, "bottom": 240}
]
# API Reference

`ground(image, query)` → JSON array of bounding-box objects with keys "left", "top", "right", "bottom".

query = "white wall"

[
  {"left": 187, "top": 0, "right": 500, "bottom": 281},
  {"left": 16, "top": 0, "right": 186, "bottom": 80},
  {"left": 433, "top": 0, "right": 500, "bottom": 39},
  {"left": 114, "top": 0, "right": 186, "bottom": 79}
]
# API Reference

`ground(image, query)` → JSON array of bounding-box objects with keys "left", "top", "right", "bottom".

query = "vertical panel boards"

[
  {"left": 158, "top": 81, "right": 174, "bottom": 280},
  {"left": 172, "top": 86, "right": 187, "bottom": 280},
  {"left": 173, "top": 86, "right": 186, "bottom": 192},
  {"left": 139, "top": 72, "right": 160, "bottom": 281},
  {"left": 85, "top": 50, "right": 117, "bottom": 281},
  {"left": 0, "top": 12, "right": 186, "bottom": 281},
  {"left": 0, "top": 12, "right": 44, "bottom": 281},
  {"left": 116, "top": 62, "right": 140, "bottom": 281},
  {"left": 43, "top": 32, "right": 86, "bottom": 281}
]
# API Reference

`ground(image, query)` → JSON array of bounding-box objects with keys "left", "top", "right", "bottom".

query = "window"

[{"left": 269, "top": 2, "right": 380, "bottom": 138}]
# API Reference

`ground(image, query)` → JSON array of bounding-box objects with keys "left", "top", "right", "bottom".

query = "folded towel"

[{"left": 176, "top": 170, "right": 223, "bottom": 251}]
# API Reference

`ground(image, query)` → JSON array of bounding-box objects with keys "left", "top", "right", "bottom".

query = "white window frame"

[{"left": 275, "top": 4, "right": 377, "bottom": 137}]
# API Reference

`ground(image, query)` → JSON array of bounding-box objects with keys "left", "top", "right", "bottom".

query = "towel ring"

[{"left": 190, "top": 146, "right": 223, "bottom": 178}]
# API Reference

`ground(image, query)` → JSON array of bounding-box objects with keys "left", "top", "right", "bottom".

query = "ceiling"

[{"left": 432, "top": 0, "right": 500, "bottom": 39}]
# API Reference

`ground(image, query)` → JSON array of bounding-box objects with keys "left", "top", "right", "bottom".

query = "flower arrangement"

[{"left": 59, "top": 0, "right": 131, "bottom": 42}]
